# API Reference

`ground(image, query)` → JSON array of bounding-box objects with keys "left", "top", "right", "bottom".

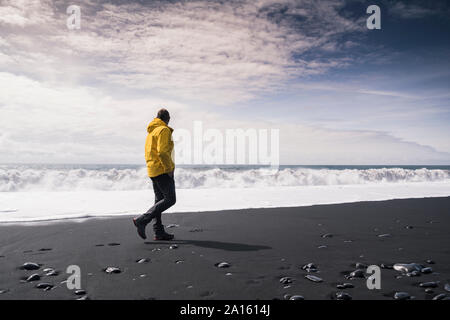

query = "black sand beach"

[{"left": 0, "top": 197, "right": 449, "bottom": 300}]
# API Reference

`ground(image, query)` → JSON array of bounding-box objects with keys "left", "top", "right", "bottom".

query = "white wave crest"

[{"left": 0, "top": 166, "right": 449, "bottom": 192}]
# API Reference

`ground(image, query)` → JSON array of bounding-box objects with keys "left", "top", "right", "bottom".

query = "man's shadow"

[{"left": 144, "top": 239, "right": 271, "bottom": 252}]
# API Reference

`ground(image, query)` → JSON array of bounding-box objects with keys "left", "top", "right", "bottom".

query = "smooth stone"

[
  {"left": 406, "top": 271, "right": 420, "bottom": 277},
  {"left": 175, "top": 260, "right": 184, "bottom": 264},
  {"left": 104, "top": 267, "right": 121, "bottom": 274},
  {"left": 421, "top": 267, "right": 432, "bottom": 274},
  {"left": 405, "top": 226, "right": 413, "bottom": 229},
  {"left": 169, "top": 245, "right": 178, "bottom": 249},
  {"left": 432, "top": 293, "right": 447, "bottom": 300},
  {"left": 166, "top": 224, "right": 179, "bottom": 228},
  {"left": 378, "top": 234, "right": 391, "bottom": 238},
  {"left": 426, "top": 260, "right": 435, "bottom": 264},
  {"left": 381, "top": 263, "right": 393, "bottom": 269},
  {"left": 74, "top": 289, "right": 86, "bottom": 295},
  {"left": 302, "top": 263, "right": 317, "bottom": 270},
  {"left": 43, "top": 268, "right": 58, "bottom": 276},
  {"left": 108, "top": 243, "right": 120, "bottom": 246},
  {"left": 394, "top": 292, "right": 411, "bottom": 300},
  {"left": 336, "top": 292, "right": 352, "bottom": 300},
  {"left": 305, "top": 275, "right": 323, "bottom": 283},
  {"left": 393, "top": 263, "right": 423, "bottom": 273},
  {"left": 289, "top": 295, "right": 305, "bottom": 300},
  {"left": 225, "top": 273, "right": 232, "bottom": 276},
  {"left": 215, "top": 262, "right": 230, "bottom": 268},
  {"left": 283, "top": 294, "right": 291, "bottom": 300},
  {"left": 35, "top": 282, "right": 53, "bottom": 290},
  {"left": 445, "top": 283, "right": 450, "bottom": 292},
  {"left": 26, "top": 274, "right": 41, "bottom": 282},
  {"left": 425, "top": 288, "right": 434, "bottom": 294},
  {"left": 321, "top": 233, "right": 333, "bottom": 238},
  {"left": 279, "top": 277, "right": 293, "bottom": 284},
  {"left": 301, "top": 263, "right": 318, "bottom": 272},
  {"left": 22, "top": 262, "right": 40, "bottom": 270},
  {"left": 317, "top": 245, "right": 327, "bottom": 249},
  {"left": 419, "top": 281, "right": 439, "bottom": 288},
  {"left": 337, "top": 283, "right": 354, "bottom": 289},
  {"left": 355, "top": 263, "right": 368, "bottom": 269},
  {"left": 77, "top": 295, "right": 90, "bottom": 300},
  {"left": 0, "top": 289, "right": 9, "bottom": 294},
  {"left": 136, "top": 258, "right": 149, "bottom": 264},
  {"left": 349, "top": 269, "right": 365, "bottom": 278}
]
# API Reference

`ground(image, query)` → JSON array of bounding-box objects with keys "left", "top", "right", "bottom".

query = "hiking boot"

[
  {"left": 133, "top": 214, "right": 153, "bottom": 240},
  {"left": 153, "top": 224, "right": 174, "bottom": 241}
]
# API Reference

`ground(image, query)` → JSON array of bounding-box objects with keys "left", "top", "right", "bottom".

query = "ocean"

[{"left": 1, "top": 164, "right": 449, "bottom": 223}]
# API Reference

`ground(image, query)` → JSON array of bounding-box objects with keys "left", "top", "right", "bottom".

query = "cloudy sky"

[{"left": 0, "top": 0, "right": 449, "bottom": 165}]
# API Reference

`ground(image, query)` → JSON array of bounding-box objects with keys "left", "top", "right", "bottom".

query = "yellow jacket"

[{"left": 145, "top": 118, "right": 175, "bottom": 178}]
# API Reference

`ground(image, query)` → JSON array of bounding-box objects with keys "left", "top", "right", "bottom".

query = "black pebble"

[
  {"left": 279, "top": 277, "right": 293, "bottom": 284},
  {"left": 103, "top": 267, "right": 121, "bottom": 274},
  {"left": 349, "top": 269, "right": 365, "bottom": 278},
  {"left": 215, "top": 262, "right": 230, "bottom": 268},
  {"left": 26, "top": 274, "right": 41, "bottom": 282},
  {"left": 36, "top": 283, "right": 53, "bottom": 290},
  {"left": 337, "top": 283, "right": 354, "bottom": 289},
  {"left": 289, "top": 295, "right": 304, "bottom": 300},
  {"left": 421, "top": 267, "right": 432, "bottom": 274},
  {"left": 394, "top": 292, "right": 411, "bottom": 300},
  {"left": 336, "top": 292, "right": 352, "bottom": 300},
  {"left": 21, "top": 262, "right": 40, "bottom": 270},
  {"left": 419, "top": 281, "right": 438, "bottom": 288}
]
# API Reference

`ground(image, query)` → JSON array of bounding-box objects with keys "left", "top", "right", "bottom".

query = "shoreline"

[
  {"left": 0, "top": 197, "right": 449, "bottom": 300},
  {"left": 1, "top": 182, "right": 450, "bottom": 223}
]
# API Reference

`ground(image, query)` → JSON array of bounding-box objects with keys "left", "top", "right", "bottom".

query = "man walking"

[{"left": 133, "top": 108, "right": 176, "bottom": 240}]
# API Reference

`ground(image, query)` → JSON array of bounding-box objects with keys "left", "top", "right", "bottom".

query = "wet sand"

[{"left": 0, "top": 197, "right": 449, "bottom": 300}]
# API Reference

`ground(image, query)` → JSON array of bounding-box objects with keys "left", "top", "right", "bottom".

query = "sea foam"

[{"left": 0, "top": 166, "right": 449, "bottom": 192}]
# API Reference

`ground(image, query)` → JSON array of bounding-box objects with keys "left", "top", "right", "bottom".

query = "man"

[{"left": 133, "top": 108, "right": 176, "bottom": 240}]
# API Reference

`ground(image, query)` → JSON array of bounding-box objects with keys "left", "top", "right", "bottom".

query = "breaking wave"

[{"left": 0, "top": 165, "right": 449, "bottom": 192}]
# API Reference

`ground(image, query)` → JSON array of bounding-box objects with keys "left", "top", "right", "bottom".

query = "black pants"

[{"left": 145, "top": 173, "right": 176, "bottom": 226}]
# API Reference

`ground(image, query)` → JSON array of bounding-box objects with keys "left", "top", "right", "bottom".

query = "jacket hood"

[{"left": 147, "top": 118, "right": 173, "bottom": 134}]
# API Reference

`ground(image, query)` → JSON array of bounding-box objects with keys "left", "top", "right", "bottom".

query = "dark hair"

[{"left": 156, "top": 108, "right": 170, "bottom": 122}]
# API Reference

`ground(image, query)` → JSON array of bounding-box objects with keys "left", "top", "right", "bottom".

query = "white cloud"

[{"left": 0, "top": 0, "right": 365, "bottom": 104}]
